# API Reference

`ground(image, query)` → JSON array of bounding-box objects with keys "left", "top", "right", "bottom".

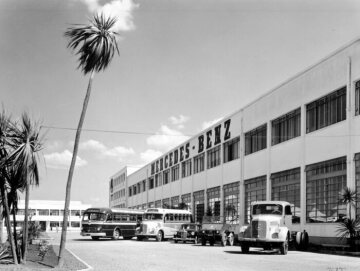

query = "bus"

[
  {"left": 136, "top": 208, "right": 192, "bottom": 241},
  {"left": 81, "top": 207, "right": 144, "bottom": 240}
]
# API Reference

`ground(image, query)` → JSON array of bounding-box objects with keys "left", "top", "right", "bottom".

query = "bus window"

[
  {"left": 165, "top": 214, "right": 169, "bottom": 221},
  {"left": 130, "top": 215, "right": 137, "bottom": 221},
  {"left": 83, "top": 212, "right": 107, "bottom": 221},
  {"left": 169, "top": 214, "right": 174, "bottom": 221},
  {"left": 144, "top": 213, "right": 163, "bottom": 221},
  {"left": 174, "top": 214, "right": 178, "bottom": 221}
]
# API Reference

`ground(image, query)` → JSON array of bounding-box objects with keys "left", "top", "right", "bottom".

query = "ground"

[{"left": 1, "top": 232, "right": 360, "bottom": 270}]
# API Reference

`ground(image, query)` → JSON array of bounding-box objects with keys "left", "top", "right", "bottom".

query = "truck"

[{"left": 238, "top": 201, "right": 309, "bottom": 255}]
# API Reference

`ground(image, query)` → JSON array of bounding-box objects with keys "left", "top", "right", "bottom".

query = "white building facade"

[
  {"left": 110, "top": 39, "right": 360, "bottom": 244},
  {"left": 9, "top": 200, "right": 91, "bottom": 232}
]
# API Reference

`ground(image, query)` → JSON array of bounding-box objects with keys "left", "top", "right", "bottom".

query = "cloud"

[
  {"left": 146, "top": 125, "right": 189, "bottom": 151},
  {"left": 80, "top": 139, "right": 135, "bottom": 161},
  {"left": 45, "top": 140, "right": 64, "bottom": 152},
  {"left": 79, "top": 0, "right": 139, "bottom": 32},
  {"left": 44, "top": 150, "right": 87, "bottom": 169},
  {"left": 140, "top": 149, "right": 163, "bottom": 164},
  {"left": 201, "top": 117, "right": 223, "bottom": 130},
  {"left": 169, "top": 115, "right": 189, "bottom": 129}
]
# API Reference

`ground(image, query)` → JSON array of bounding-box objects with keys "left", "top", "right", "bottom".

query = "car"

[
  {"left": 173, "top": 223, "right": 201, "bottom": 244},
  {"left": 197, "top": 216, "right": 236, "bottom": 246}
]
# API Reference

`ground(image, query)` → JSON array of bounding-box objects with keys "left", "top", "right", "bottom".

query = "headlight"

[
  {"left": 202, "top": 230, "right": 205, "bottom": 233},
  {"left": 149, "top": 228, "right": 155, "bottom": 234},
  {"left": 216, "top": 231, "right": 219, "bottom": 234},
  {"left": 97, "top": 226, "right": 102, "bottom": 232},
  {"left": 191, "top": 232, "right": 195, "bottom": 236}
]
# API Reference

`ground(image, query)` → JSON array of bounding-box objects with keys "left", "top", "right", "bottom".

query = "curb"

[{"left": 65, "top": 247, "right": 93, "bottom": 271}]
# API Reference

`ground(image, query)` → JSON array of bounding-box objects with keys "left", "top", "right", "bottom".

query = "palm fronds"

[
  {"left": 65, "top": 13, "right": 120, "bottom": 74},
  {"left": 336, "top": 218, "right": 360, "bottom": 241}
]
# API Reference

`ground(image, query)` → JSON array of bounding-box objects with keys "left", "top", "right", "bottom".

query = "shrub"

[{"left": 0, "top": 244, "right": 13, "bottom": 264}]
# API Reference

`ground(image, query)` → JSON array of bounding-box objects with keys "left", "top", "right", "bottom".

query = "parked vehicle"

[
  {"left": 238, "top": 201, "right": 309, "bottom": 255},
  {"left": 136, "top": 208, "right": 192, "bottom": 241},
  {"left": 198, "top": 216, "right": 236, "bottom": 246},
  {"left": 81, "top": 207, "right": 143, "bottom": 240},
  {"left": 173, "top": 223, "right": 201, "bottom": 244}
]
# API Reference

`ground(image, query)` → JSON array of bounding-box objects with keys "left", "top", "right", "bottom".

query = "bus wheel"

[
  {"left": 113, "top": 229, "right": 120, "bottom": 240},
  {"left": 156, "top": 231, "right": 163, "bottom": 242},
  {"left": 91, "top": 236, "right": 99, "bottom": 240},
  {"left": 280, "top": 235, "right": 289, "bottom": 255}
]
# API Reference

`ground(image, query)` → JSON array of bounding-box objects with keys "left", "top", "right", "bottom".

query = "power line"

[{"left": 40, "top": 125, "right": 194, "bottom": 137}]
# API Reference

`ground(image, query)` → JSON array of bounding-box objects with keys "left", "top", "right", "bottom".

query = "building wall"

[{"left": 111, "top": 38, "right": 360, "bottom": 243}]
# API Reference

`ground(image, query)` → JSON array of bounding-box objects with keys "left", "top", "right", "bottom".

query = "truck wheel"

[
  {"left": 241, "top": 245, "right": 249, "bottom": 254},
  {"left": 113, "top": 229, "right": 120, "bottom": 240},
  {"left": 156, "top": 231, "right": 164, "bottom": 242},
  {"left": 295, "top": 232, "right": 302, "bottom": 249},
  {"left": 201, "top": 238, "right": 206, "bottom": 246},
  {"left": 221, "top": 233, "right": 227, "bottom": 247},
  {"left": 280, "top": 236, "right": 289, "bottom": 255},
  {"left": 228, "top": 233, "right": 234, "bottom": 246},
  {"left": 301, "top": 231, "right": 309, "bottom": 250}
]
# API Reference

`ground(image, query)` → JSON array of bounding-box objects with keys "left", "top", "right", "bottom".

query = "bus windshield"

[
  {"left": 83, "top": 212, "right": 107, "bottom": 221},
  {"left": 143, "top": 213, "right": 163, "bottom": 221}
]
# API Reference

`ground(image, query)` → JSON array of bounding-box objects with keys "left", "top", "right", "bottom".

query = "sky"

[{"left": 1, "top": 0, "right": 360, "bottom": 207}]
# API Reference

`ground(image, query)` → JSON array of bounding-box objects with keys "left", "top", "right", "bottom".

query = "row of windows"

[
  {"left": 17, "top": 209, "right": 84, "bottom": 217},
  {"left": 245, "top": 86, "right": 350, "bottom": 155},
  {"left": 128, "top": 138, "right": 240, "bottom": 196},
  {"left": 131, "top": 153, "right": 360, "bottom": 226},
  {"left": 111, "top": 189, "right": 126, "bottom": 201}
]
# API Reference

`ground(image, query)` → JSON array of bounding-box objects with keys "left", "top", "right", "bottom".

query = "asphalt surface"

[{"left": 47, "top": 232, "right": 360, "bottom": 271}]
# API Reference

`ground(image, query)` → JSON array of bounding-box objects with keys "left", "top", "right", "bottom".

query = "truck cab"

[{"left": 238, "top": 201, "right": 307, "bottom": 255}]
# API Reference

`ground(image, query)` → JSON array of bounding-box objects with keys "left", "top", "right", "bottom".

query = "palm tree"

[
  {"left": 339, "top": 187, "right": 358, "bottom": 219},
  {"left": 9, "top": 113, "right": 43, "bottom": 262},
  {"left": 0, "top": 110, "right": 18, "bottom": 264},
  {"left": 58, "top": 13, "right": 120, "bottom": 266}
]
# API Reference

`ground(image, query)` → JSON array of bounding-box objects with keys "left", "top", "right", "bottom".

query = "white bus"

[
  {"left": 136, "top": 208, "right": 192, "bottom": 241},
  {"left": 81, "top": 207, "right": 144, "bottom": 240}
]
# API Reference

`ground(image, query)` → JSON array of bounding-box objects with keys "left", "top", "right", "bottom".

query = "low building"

[
  {"left": 109, "top": 38, "right": 360, "bottom": 244},
  {"left": 7, "top": 200, "right": 91, "bottom": 232}
]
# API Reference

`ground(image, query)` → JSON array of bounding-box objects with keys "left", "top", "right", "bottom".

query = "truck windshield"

[
  {"left": 253, "top": 204, "right": 283, "bottom": 215},
  {"left": 82, "top": 212, "right": 107, "bottom": 221},
  {"left": 143, "top": 213, "right": 163, "bottom": 221}
]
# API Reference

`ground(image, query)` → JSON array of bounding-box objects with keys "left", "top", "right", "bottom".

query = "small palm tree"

[
  {"left": 59, "top": 13, "right": 120, "bottom": 266},
  {"left": 339, "top": 187, "right": 357, "bottom": 219},
  {"left": 9, "top": 113, "right": 43, "bottom": 262}
]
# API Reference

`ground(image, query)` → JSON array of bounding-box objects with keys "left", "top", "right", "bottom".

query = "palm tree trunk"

[
  {"left": 0, "top": 206, "right": 3, "bottom": 243},
  {"left": 58, "top": 70, "right": 95, "bottom": 267},
  {"left": 0, "top": 184, "right": 18, "bottom": 264},
  {"left": 12, "top": 207, "right": 21, "bottom": 263},
  {"left": 22, "top": 182, "right": 30, "bottom": 262}
]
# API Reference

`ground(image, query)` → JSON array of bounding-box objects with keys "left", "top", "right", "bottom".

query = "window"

[
  {"left": 193, "top": 153, "right": 205, "bottom": 174},
  {"left": 223, "top": 137, "right": 240, "bottom": 163},
  {"left": 163, "top": 169, "right": 170, "bottom": 185},
  {"left": 70, "top": 210, "right": 81, "bottom": 216},
  {"left": 171, "top": 196, "right": 179, "bottom": 208},
  {"left": 207, "top": 145, "right": 221, "bottom": 169},
  {"left": 244, "top": 176, "right": 266, "bottom": 224},
  {"left": 271, "top": 168, "right": 301, "bottom": 223},
  {"left": 181, "top": 193, "right": 191, "bottom": 211},
  {"left": 355, "top": 80, "right": 360, "bottom": 116},
  {"left": 245, "top": 124, "right": 267, "bottom": 155},
  {"left": 306, "top": 87, "right": 346, "bottom": 133},
  {"left": 355, "top": 153, "right": 360, "bottom": 218},
  {"left": 17, "top": 209, "right": 25, "bottom": 216},
  {"left": 129, "top": 187, "right": 132, "bottom": 197},
  {"left": 171, "top": 164, "right": 179, "bottom": 182},
  {"left": 272, "top": 108, "right": 301, "bottom": 145},
  {"left": 142, "top": 180, "right": 146, "bottom": 192},
  {"left": 162, "top": 198, "right": 170, "bottom": 208},
  {"left": 50, "top": 210, "right": 59, "bottom": 216},
  {"left": 38, "top": 209, "right": 49, "bottom": 216},
  {"left": 182, "top": 159, "right": 192, "bottom": 178},
  {"left": 224, "top": 182, "right": 240, "bottom": 223},
  {"left": 133, "top": 185, "right": 137, "bottom": 195},
  {"left": 155, "top": 173, "right": 162, "bottom": 187},
  {"left": 155, "top": 200, "right": 161, "bottom": 208},
  {"left": 137, "top": 182, "right": 141, "bottom": 193},
  {"left": 193, "top": 190, "right": 205, "bottom": 223},
  {"left": 207, "top": 186, "right": 220, "bottom": 219},
  {"left": 306, "top": 156, "right": 347, "bottom": 223},
  {"left": 149, "top": 177, "right": 154, "bottom": 190}
]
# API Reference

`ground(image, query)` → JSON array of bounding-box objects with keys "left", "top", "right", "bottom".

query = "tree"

[
  {"left": 0, "top": 110, "right": 18, "bottom": 264},
  {"left": 337, "top": 187, "right": 360, "bottom": 250},
  {"left": 9, "top": 113, "right": 43, "bottom": 262},
  {"left": 58, "top": 13, "right": 120, "bottom": 266}
]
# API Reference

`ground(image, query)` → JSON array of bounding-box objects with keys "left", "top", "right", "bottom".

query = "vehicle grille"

[
  {"left": 252, "top": 220, "right": 266, "bottom": 238},
  {"left": 140, "top": 224, "right": 147, "bottom": 234},
  {"left": 181, "top": 231, "right": 187, "bottom": 239}
]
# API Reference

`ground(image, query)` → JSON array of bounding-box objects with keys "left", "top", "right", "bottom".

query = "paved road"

[{"left": 48, "top": 232, "right": 360, "bottom": 271}]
